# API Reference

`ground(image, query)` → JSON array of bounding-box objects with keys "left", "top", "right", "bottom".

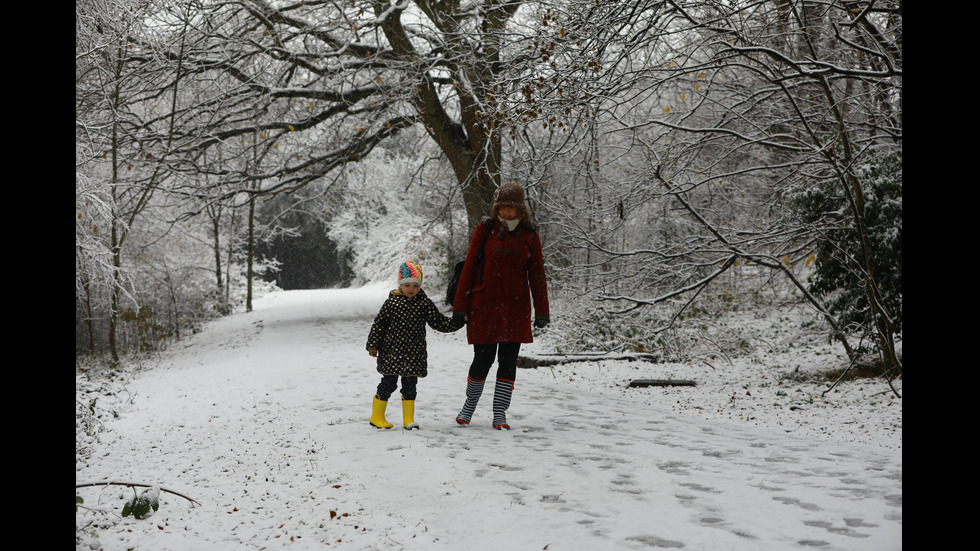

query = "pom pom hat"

[{"left": 397, "top": 260, "right": 423, "bottom": 285}]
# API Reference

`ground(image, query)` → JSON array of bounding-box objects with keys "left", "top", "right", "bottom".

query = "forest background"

[{"left": 75, "top": 0, "right": 902, "bottom": 384}]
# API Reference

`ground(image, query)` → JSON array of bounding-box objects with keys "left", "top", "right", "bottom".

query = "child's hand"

[{"left": 368, "top": 347, "right": 378, "bottom": 357}]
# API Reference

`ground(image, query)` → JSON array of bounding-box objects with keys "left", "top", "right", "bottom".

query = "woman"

[{"left": 452, "top": 183, "right": 550, "bottom": 430}]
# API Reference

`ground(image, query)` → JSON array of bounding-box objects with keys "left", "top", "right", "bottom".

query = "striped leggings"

[{"left": 457, "top": 343, "right": 520, "bottom": 424}]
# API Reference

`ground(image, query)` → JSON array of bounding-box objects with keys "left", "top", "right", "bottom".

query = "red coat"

[{"left": 453, "top": 219, "right": 549, "bottom": 344}]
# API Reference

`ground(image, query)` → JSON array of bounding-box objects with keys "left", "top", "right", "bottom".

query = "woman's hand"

[{"left": 534, "top": 316, "right": 550, "bottom": 328}]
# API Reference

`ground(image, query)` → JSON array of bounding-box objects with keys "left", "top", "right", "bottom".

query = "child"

[{"left": 366, "top": 259, "right": 465, "bottom": 429}]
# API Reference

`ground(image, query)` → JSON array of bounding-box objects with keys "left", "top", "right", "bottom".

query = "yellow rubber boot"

[
  {"left": 403, "top": 400, "right": 420, "bottom": 430},
  {"left": 370, "top": 395, "right": 393, "bottom": 429}
]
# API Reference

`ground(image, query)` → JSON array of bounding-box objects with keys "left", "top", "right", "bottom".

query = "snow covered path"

[{"left": 76, "top": 287, "right": 902, "bottom": 550}]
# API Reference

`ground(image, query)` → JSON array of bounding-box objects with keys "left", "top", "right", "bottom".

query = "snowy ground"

[{"left": 76, "top": 285, "right": 902, "bottom": 550}]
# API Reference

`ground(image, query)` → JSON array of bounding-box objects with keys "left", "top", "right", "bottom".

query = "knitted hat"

[
  {"left": 397, "top": 260, "right": 423, "bottom": 285},
  {"left": 492, "top": 183, "right": 526, "bottom": 210}
]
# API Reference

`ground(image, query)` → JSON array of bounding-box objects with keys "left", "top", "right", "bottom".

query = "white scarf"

[{"left": 499, "top": 217, "right": 519, "bottom": 231}]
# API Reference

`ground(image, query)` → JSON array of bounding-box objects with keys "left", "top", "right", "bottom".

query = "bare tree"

[
  {"left": 77, "top": 0, "right": 253, "bottom": 360},
  {"left": 77, "top": 0, "right": 167, "bottom": 362},
  {"left": 497, "top": 0, "right": 901, "bottom": 374},
  {"left": 147, "top": 0, "right": 543, "bottom": 233}
]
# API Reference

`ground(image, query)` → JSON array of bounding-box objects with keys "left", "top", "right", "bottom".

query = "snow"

[{"left": 76, "top": 285, "right": 901, "bottom": 550}]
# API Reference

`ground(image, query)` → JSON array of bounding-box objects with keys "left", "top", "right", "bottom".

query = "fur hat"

[
  {"left": 490, "top": 183, "right": 537, "bottom": 230},
  {"left": 492, "top": 183, "right": 526, "bottom": 210},
  {"left": 397, "top": 259, "right": 423, "bottom": 285}
]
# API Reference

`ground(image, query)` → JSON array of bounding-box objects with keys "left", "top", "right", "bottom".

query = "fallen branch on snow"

[
  {"left": 518, "top": 352, "right": 661, "bottom": 369},
  {"left": 627, "top": 379, "right": 697, "bottom": 388},
  {"left": 75, "top": 481, "right": 201, "bottom": 507}
]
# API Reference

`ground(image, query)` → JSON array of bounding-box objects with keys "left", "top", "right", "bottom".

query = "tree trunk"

[
  {"left": 375, "top": 1, "right": 512, "bottom": 232},
  {"left": 246, "top": 193, "right": 255, "bottom": 313},
  {"left": 107, "top": 42, "right": 124, "bottom": 365}
]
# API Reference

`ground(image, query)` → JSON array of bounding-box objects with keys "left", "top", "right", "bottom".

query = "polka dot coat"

[{"left": 366, "top": 288, "right": 465, "bottom": 377}]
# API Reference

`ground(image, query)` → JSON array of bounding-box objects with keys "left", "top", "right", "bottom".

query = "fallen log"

[
  {"left": 518, "top": 352, "right": 661, "bottom": 369},
  {"left": 628, "top": 379, "right": 697, "bottom": 388}
]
